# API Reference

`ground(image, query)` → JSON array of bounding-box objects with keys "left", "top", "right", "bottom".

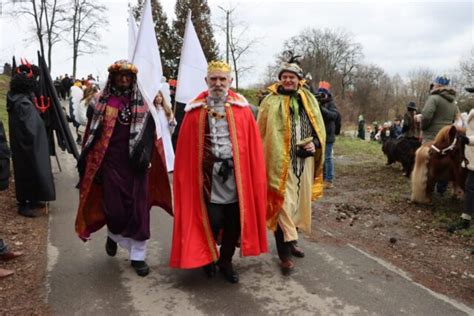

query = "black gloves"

[
  {"left": 296, "top": 147, "right": 314, "bottom": 158},
  {"left": 296, "top": 137, "right": 320, "bottom": 158}
]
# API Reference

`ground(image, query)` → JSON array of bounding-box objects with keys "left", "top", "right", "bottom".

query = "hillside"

[{"left": 0, "top": 74, "right": 9, "bottom": 127}]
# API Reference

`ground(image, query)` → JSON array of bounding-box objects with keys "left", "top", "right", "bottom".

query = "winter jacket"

[
  {"left": 319, "top": 99, "right": 339, "bottom": 143},
  {"left": 390, "top": 124, "right": 402, "bottom": 139},
  {"left": 421, "top": 87, "right": 459, "bottom": 141}
]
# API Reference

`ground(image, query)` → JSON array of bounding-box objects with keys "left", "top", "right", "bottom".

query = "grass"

[
  {"left": 333, "top": 135, "right": 472, "bottom": 239},
  {"left": 334, "top": 135, "right": 385, "bottom": 162},
  {"left": 0, "top": 74, "right": 9, "bottom": 129},
  {"left": 236, "top": 88, "right": 259, "bottom": 106}
]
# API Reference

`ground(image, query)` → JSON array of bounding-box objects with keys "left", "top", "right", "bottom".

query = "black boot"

[
  {"left": 131, "top": 260, "right": 149, "bottom": 277},
  {"left": 105, "top": 237, "right": 117, "bottom": 257},
  {"left": 76, "top": 134, "right": 82, "bottom": 145},
  {"left": 448, "top": 218, "right": 471, "bottom": 233},
  {"left": 29, "top": 201, "right": 46, "bottom": 209},
  {"left": 18, "top": 203, "right": 37, "bottom": 218},
  {"left": 202, "top": 262, "right": 217, "bottom": 278},
  {"left": 219, "top": 264, "right": 239, "bottom": 284}
]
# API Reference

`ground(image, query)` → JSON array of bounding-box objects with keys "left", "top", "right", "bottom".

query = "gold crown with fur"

[{"left": 208, "top": 60, "right": 231, "bottom": 73}]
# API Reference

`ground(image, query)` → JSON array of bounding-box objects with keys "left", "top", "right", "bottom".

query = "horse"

[
  {"left": 383, "top": 137, "right": 421, "bottom": 177},
  {"left": 410, "top": 125, "right": 467, "bottom": 204}
]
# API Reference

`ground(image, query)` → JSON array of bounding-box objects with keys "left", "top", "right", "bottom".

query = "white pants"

[{"left": 107, "top": 230, "right": 148, "bottom": 261}]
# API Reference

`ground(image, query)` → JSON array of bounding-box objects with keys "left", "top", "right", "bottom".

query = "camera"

[{"left": 315, "top": 92, "right": 326, "bottom": 101}]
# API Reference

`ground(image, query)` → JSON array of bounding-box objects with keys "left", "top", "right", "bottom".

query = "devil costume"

[{"left": 7, "top": 62, "right": 55, "bottom": 209}]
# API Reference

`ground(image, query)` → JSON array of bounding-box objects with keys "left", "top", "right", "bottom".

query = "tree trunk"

[
  {"left": 47, "top": 41, "right": 52, "bottom": 71},
  {"left": 234, "top": 69, "right": 239, "bottom": 90},
  {"left": 232, "top": 55, "right": 238, "bottom": 90},
  {"left": 72, "top": 44, "right": 78, "bottom": 79}
]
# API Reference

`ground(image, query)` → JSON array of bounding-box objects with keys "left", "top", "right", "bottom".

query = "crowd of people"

[
  {"left": 53, "top": 74, "right": 98, "bottom": 101},
  {"left": 1, "top": 56, "right": 471, "bottom": 281},
  {"left": 359, "top": 76, "right": 472, "bottom": 235}
]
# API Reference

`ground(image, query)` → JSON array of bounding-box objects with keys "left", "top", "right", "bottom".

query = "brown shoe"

[
  {"left": 0, "top": 251, "right": 23, "bottom": 262},
  {"left": 280, "top": 259, "right": 294, "bottom": 276},
  {"left": 290, "top": 244, "right": 305, "bottom": 258},
  {"left": 0, "top": 268, "right": 14, "bottom": 278}
]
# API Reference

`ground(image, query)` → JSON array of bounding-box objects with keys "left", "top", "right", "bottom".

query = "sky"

[{"left": 0, "top": 0, "right": 472, "bottom": 87}]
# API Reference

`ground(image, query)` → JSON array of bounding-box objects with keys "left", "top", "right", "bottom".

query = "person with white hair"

[{"left": 170, "top": 61, "right": 268, "bottom": 284}]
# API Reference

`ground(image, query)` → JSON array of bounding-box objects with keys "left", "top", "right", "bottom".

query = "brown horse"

[{"left": 411, "top": 125, "right": 467, "bottom": 204}]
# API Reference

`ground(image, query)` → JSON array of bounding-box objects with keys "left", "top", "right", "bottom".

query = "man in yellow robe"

[{"left": 257, "top": 60, "right": 326, "bottom": 275}]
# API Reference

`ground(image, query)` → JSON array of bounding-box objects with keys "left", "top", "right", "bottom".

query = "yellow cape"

[{"left": 257, "top": 82, "right": 326, "bottom": 231}]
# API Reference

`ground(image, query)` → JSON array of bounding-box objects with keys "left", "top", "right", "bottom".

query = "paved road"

[{"left": 47, "top": 152, "right": 473, "bottom": 315}]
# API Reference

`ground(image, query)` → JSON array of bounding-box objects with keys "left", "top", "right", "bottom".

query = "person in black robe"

[
  {"left": 7, "top": 62, "right": 55, "bottom": 217},
  {"left": 0, "top": 119, "right": 10, "bottom": 191}
]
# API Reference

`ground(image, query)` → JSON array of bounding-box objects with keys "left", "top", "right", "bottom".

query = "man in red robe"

[{"left": 170, "top": 61, "right": 268, "bottom": 283}]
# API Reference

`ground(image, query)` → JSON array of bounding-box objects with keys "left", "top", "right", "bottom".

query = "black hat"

[
  {"left": 407, "top": 101, "right": 417, "bottom": 111},
  {"left": 465, "top": 87, "right": 474, "bottom": 93}
]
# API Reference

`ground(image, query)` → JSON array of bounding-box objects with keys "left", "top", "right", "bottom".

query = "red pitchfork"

[{"left": 34, "top": 95, "right": 51, "bottom": 113}]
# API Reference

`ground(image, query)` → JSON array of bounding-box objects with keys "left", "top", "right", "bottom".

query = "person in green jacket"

[
  {"left": 415, "top": 76, "right": 460, "bottom": 195},
  {"left": 415, "top": 76, "right": 460, "bottom": 142}
]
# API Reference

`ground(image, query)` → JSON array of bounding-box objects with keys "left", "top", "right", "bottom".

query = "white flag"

[
  {"left": 132, "top": 0, "right": 162, "bottom": 138},
  {"left": 175, "top": 11, "right": 208, "bottom": 104},
  {"left": 128, "top": 8, "right": 138, "bottom": 61}
]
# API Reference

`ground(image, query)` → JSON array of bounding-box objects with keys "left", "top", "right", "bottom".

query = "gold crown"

[{"left": 207, "top": 60, "right": 231, "bottom": 73}]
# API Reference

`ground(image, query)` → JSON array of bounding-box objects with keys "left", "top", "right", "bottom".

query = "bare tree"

[
  {"left": 12, "top": 0, "right": 67, "bottom": 70},
  {"left": 217, "top": 6, "right": 261, "bottom": 90},
  {"left": 407, "top": 67, "right": 434, "bottom": 108},
  {"left": 280, "top": 28, "right": 363, "bottom": 98},
  {"left": 459, "top": 48, "right": 474, "bottom": 87},
  {"left": 260, "top": 63, "right": 279, "bottom": 87},
  {"left": 66, "top": 0, "right": 108, "bottom": 78},
  {"left": 350, "top": 64, "right": 391, "bottom": 122}
]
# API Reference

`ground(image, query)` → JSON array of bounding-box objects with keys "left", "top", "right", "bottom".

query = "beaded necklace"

[
  {"left": 118, "top": 104, "right": 132, "bottom": 125},
  {"left": 204, "top": 102, "right": 230, "bottom": 120}
]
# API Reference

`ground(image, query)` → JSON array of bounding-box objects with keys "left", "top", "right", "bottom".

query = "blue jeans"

[
  {"left": 323, "top": 142, "right": 334, "bottom": 182},
  {"left": 0, "top": 239, "right": 7, "bottom": 255}
]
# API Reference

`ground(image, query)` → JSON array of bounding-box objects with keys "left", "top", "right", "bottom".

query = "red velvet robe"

[
  {"left": 75, "top": 105, "right": 172, "bottom": 241},
  {"left": 170, "top": 90, "right": 268, "bottom": 269}
]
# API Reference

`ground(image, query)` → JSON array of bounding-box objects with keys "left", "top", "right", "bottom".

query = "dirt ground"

[
  {"left": 312, "top": 137, "right": 474, "bottom": 307},
  {"left": 0, "top": 178, "right": 50, "bottom": 315}
]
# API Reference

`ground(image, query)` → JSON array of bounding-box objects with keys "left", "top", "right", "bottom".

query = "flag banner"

[{"left": 175, "top": 11, "right": 208, "bottom": 104}]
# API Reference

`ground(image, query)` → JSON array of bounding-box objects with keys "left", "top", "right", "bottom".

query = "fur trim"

[{"left": 184, "top": 90, "right": 249, "bottom": 112}]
